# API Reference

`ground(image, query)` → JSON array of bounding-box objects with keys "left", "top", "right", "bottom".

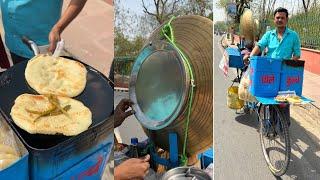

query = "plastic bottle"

[{"left": 130, "top": 137, "right": 139, "bottom": 158}]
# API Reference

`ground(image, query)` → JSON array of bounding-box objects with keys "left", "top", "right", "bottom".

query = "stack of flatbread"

[
  {"left": 10, "top": 55, "right": 92, "bottom": 136},
  {"left": 275, "top": 94, "right": 302, "bottom": 104},
  {"left": 0, "top": 144, "right": 19, "bottom": 170}
]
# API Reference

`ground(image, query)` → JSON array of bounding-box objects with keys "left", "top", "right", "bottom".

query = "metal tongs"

[{"left": 21, "top": 36, "right": 64, "bottom": 57}]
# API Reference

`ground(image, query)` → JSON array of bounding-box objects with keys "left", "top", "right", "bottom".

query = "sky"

[
  {"left": 213, "top": 0, "right": 226, "bottom": 22},
  {"left": 116, "top": 0, "right": 157, "bottom": 39},
  {"left": 119, "top": 0, "right": 152, "bottom": 15}
]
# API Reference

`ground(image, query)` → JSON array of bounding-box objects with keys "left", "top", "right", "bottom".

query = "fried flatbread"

[
  {"left": 10, "top": 94, "right": 92, "bottom": 136},
  {"left": 0, "top": 145, "right": 19, "bottom": 170},
  {"left": 25, "top": 54, "right": 87, "bottom": 97},
  {"left": 0, "top": 144, "right": 18, "bottom": 156},
  {"left": 0, "top": 158, "right": 19, "bottom": 170}
]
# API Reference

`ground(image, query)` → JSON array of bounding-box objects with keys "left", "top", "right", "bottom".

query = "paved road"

[
  {"left": 214, "top": 35, "right": 320, "bottom": 180},
  {"left": 114, "top": 91, "right": 148, "bottom": 144}
]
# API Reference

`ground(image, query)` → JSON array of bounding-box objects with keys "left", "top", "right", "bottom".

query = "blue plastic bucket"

[{"left": 249, "top": 56, "right": 282, "bottom": 97}]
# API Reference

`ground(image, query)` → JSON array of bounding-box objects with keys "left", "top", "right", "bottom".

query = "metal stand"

[{"left": 150, "top": 132, "right": 179, "bottom": 169}]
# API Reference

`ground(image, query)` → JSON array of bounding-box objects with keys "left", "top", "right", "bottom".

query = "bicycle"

[{"left": 231, "top": 57, "right": 291, "bottom": 177}]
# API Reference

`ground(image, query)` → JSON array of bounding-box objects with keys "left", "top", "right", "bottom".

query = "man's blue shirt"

[
  {"left": 1, "top": 0, "right": 63, "bottom": 58},
  {"left": 257, "top": 27, "right": 301, "bottom": 59}
]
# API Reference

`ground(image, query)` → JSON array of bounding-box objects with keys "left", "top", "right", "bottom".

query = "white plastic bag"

[
  {"left": 219, "top": 50, "right": 229, "bottom": 76},
  {"left": 238, "top": 69, "right": 257, "bottom": 102}
]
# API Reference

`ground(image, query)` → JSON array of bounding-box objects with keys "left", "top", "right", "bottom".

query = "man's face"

[{"left": 274, "top": 12, "right": 288, "bottom": 28}]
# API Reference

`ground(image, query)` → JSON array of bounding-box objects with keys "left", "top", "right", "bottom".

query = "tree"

[
  {"left": 114, "top": 0, "right": 148, "bottom": 57},
  {"left": 142, "top": 0, "right": 212, "bottom": 25},
  {"left": 214, "top": 21, "right": 228, "bottom": 33},
  {"left": 216, "top": 0, "right": 231, "bottom": 10},
  {"left": 302, "top": 0, "right": 312, "bottom": 13},
  {"left": 115, "top": 0, "right": 140, "bottom": 38},
  {"left": 142, "top": 0, "right": 183, "bottom": 24},
  {"left": 183, "top": 0, "right": 213, "bottom": 17},
  {"left": 138, "top": 13, "right": 159, "bottom": 37},
  {"left": 114, "top": 28, "right": 146, "bottom": 57}
]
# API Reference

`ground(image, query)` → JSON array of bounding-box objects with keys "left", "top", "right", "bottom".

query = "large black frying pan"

[{"left": 0, "top": 57, "right": 114, "bottom": 150}]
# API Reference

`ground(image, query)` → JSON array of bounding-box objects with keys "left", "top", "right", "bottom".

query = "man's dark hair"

[{"left": 274, "top": 7, "right": 289, "bottom": 18}]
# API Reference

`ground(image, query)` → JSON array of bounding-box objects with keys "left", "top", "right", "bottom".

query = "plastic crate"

[
  {"left": 56, "top": 141, "right": 112, "bottom": 179},
  {"left": 225, "top": 47, "right": 244, "bottom": 68},
  {"left": 280, "top": 60, "right": 305, "bottom": 96},
  {"left": 28, "top": 120, "right": 113, "bottom": 180},
  {"left": 198, "top": 147, "right": 214, "bottom": 169},
  {"left": 249, "top": 56, "right": 282, "bottom": 97},
  {"left": 0, "top": 154, "right": 28, "bottom": 179}
]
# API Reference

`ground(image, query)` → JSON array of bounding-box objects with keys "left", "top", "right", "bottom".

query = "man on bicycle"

[
  {"left": 244, "top": 7, "right": 301, "bottom": 62},
  {"left": 243, "top": 7, "right": 302, "bottom": 125}
]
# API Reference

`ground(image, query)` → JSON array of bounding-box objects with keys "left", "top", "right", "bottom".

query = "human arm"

[
  {"left": 249, "top": 31, "right": 270, "bottom": 57},
  {"left": 292, "top": 55, "right": 299, "bottom": 61},
  {"left": 292, "top": 32, "right": 301, "bottom": 60},
  {"left": 48, "top": 0, "right": 87, "bottom": 53},
  {"left": 243, "top": 32, "right": 269, "bottom": 63},
  {"left": 249, "top": 45, "right": 261, "bottom": 57},
  {"left": 114, "top": 155, "right": 150, "bottom": 180},
  {"left": 242, "top": 45, "right": 260, "bottom": 65},
  {"left": 114, "top": 99, "right": 135, "bottom": 128}
]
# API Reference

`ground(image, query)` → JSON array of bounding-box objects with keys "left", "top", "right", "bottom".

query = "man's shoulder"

[
  {"left": 262, "top": 30, "right": 273, "bottom": 38},
  {"left": 265, "top": 30, "right": 274, "bottom": 35},
  {"left": 287, "top": 28, "right": 299, "bottom": 36}
]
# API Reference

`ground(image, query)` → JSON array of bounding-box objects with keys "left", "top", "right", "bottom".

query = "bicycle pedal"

[
  {"left": 232, "top": 78, "right": 240, "bottom": 83},
  {"left": 243, "top": 107, "right": 250, "bottom": 114}
]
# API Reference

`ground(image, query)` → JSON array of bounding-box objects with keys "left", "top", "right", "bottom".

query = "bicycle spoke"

[{"left": 259, "top": 105, "right": 290, "bottom": 176}]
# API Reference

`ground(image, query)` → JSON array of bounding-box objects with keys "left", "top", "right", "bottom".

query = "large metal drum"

[
  {"left": 129, "top": 15, "right": 212, "bottom": 156},
  {"left": 161, "top": 167, "right": 211, "bottom": 180}
]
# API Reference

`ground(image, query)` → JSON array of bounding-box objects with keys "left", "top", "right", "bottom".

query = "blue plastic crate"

[
  {"left": 0, "top": 154, "right": 28, "bottom": 180},
  {"left": 29, "top": 121, "right": 113, "bottom": 180},
  {"left": 280, "top": 60, "right": 305, "bottom": 96},
  {"left": 56, "top": 142, "right": 112, "bottom": 179},
  {"left": 249, "top": 56, "right": 282, "bottom": 97},
  {"left": 198, "top": 147, "right": 214, "bottom": 169},
  {"left": 225, "top": 47, "right": 244, "bottom": 68}
]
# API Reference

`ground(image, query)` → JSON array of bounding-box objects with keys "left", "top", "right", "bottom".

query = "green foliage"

[
  {"left": 182, "top": 0, "right": 213, "bottom": 17},
  {"left": 114, "top": 56, "right": 135, "bottom": 76},
  {"left": 216, "top": 0, "right": 232, "bottom": 10},
  {"left": 289, "top": 7, "right": 320, "bottom": 50},
  {"left": 114, "top": 0, "right": 214, "bottom": 76},
  {"left": 208, "top": 12, "right": 213, "bottom": 20},
  {"left": 214, "top": 21, "right": 228, "bottom": 32},
  {"left": 114, "top": 28, "right": 146, "bottom": 57}
]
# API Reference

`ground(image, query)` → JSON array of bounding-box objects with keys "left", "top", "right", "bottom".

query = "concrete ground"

[{"left": 62, "top": 0, "right": 114, "bottom": 77}]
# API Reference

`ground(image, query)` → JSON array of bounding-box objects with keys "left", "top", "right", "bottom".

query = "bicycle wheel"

[{"left": 258, "top": 104, "right": 290, "bottom": 176}]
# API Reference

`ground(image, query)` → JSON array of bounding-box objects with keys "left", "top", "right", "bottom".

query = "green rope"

[{"left": 161, "top": 16, "right": 196, "bottom": 166}]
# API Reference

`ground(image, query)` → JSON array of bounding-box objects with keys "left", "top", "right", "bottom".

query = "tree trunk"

[
  {"left": 302, "top": 0, "right": 311, "bottom": 13},
  {"left": 262, "top": 0, "right": 266, "bottom": 19}
]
